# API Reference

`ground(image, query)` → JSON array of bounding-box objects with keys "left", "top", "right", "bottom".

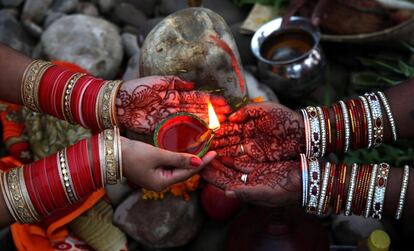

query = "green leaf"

[{"left": 398, "top": 60, "right": 414, "bottom": 78}]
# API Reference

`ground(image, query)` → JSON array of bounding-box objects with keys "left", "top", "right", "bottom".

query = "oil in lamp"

[{"left": 154, "top": 102, "right": 220, "bottom": 157}]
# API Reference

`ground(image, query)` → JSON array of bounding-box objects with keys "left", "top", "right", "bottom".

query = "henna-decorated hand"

[
  {"left": 121, "top": 137, "right": 216, "bottom": 192},
  {"left": 116, "top": 76, "right": 231, "bottom": 134},
  {"left": 202, "top": 158, "right": 301, "bottom": 207},
  {"left": 211, "top": 102, "right": 305, "bottom": 164}
]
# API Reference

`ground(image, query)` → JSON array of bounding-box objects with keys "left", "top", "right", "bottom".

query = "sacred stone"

[
  {"left": 0, "top": 10, "right": 34, "bottom": 56},
  {"left": 140, "top": 7, "right": 248, "bottom": 110},
  {"left": 42, "top": 14, "right": 123, "bottom": 79},
  {"left": 113, "top": 190, "right": 204, "bottom": 248}
]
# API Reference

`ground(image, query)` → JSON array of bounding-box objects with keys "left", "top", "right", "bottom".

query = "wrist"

[{"left": 21, "top": 61, "right": 122, "bottom": 131}]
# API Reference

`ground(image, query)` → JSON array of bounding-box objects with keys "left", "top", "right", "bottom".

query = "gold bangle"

[
  {"left": 111, "top": 81, "right": 123, "bottom": 127},
  {"left": 98, "top": 80, "right": 123, "bottom": 130},
  {"left": 21, "top": 60, "right": 52, "bottom": 112},
  {"left": 98, "top": 132, "right": 106, "bottom": 187},
  {"left": 62, "top": 73, "right": 86, "bottom": 123},
  {"left": 5, "top": 168, "right": 38, "bottom": 223},
  {"left": 103, "top": 129, "right": 118, "bottom": 185},
  {"left": 18, "top": 167, "right": 41, "bottom": 222},
  {"left": 57, "top": 150, "right": 78, "bottom": 204},
  {"left": 115, "top": 127, "right": 123, "bottom": 183}
]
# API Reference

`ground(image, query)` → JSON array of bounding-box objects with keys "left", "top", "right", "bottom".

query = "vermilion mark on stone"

[{"left": 209, "top": 35, "right": 245, "bottom": 95}]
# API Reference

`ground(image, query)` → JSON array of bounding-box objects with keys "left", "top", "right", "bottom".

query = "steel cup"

[{"left": 251, "top": 16, "right": 326, "bottom": 100}]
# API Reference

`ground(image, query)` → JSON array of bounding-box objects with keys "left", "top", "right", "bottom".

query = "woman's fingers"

[
  {"left": 214, "top": 123, "right": 243, "bottom": 137},
  {"left": 225, "top": 185, "right": 274, "bottom": 207},
  {"left": 155, "top": 148, "right": 204, "bottom": 169},
  {"left": 157, "top": 151, "right": 217, "bottom": 188},
  {"left": 219, "top": 156, "right": 260, "bottom": 173},
  {"left": 210, "top": 135, "right": 242, "bottom": 149},
  {"left": 202, "top": 159, "right": 242, "bottom": 189}
]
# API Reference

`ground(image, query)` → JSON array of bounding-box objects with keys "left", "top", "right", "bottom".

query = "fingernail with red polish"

[{"left": 190, "top": 157, "right": 202, "bottom": 167}]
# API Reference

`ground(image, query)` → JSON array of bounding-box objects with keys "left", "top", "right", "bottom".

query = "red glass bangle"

[
  {"left": 351, "top": 164, "right": 364, "bottom": 214},
  {"left": 323, "top": 163, "right": 336, "bottom": 214},
  {"left": 24, "top": 164, "right": 48, "bottom": 218},
  {"left": 31, "top": 159, "right": 54, "bottom": 214},
  {"left": 71, "top": 75, "right": 94, "bottom": 125},
  {"left": 356, "top": 99, "right": 368, "bottom": 148},
  {"left": 66, "top": 142, "right": 85, "bottom": 199},
  {"left": 77, "top": 139, "right": 95, "bottom": 195},
  {"left": 334, "top": 164, "right": 347, "bottom": 214},
  {"left": 332, "top": 104, "right": 344, "bottom": 154},
  {"left": 90, "top": 134, "right": 103, "bottom": 188},
  {"left": 46, "top": 154, "right": 70, "bottom": 208},
  {"left": 357, "top": 164, "right": 372, "bottom": 215}
]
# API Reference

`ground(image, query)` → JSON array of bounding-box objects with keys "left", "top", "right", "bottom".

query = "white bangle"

[
  {"left": 316, "top": 107, "right": 327, "bottom": 157},
  {"left": 365, "top": 93, "right": 384, "bottom": 147},
  {"left": 307, "top": 157, "right": 320, "bottom": 214},
  {"left": 339, "top": 100, "right": 350, "bottom": 152},
  {"left": 371, "top": 163, "right": 390, "bottom": 220},
  {"left": 377, "top": 91, "right": 397, "bottom": 142},
  {"left": 306, "top": 106, "right": 322, "bottom": 158},
  {"left": 300, "top": 154, "right": 309, "bottom": 207},
  {"left": 317, "top": 162, "right": 331, "bottom": 215},
  {"left": 344, "top": 163, "right": 358, "bottom": 216},
  {"left": 395, "top": 165, "right": 410, "bottom": 220},
  {"left": 359, "top": 96, "right": 373, "bottom": 149},
  {"left": 364, "top": 164, "right": 378, "bottom": 218},
  {"left": 301, "top": 109, "right": 311, "bottom": 157}
]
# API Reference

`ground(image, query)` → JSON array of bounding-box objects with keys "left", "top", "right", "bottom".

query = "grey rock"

[
  {"left": 22, "top": 19, "right": 43, "bottom": 38},
  {"left": 31, "top": 42, "right": 45, "bottom": 58},
  {"left": 113, "top": 2, "right": 147, "bottom": 28},
  {"left": 106, "top": 182, "right": 132, "bottom": 206},
  {"left": 42, "top": 14, "right": 123, "bottom": 79},
  {"left": 230, "top": 22, "right": 256, "bottom": 65},
  {"left": 138, "top": 17, "right": 163, "bottom": 38},
  {"left": 0, "top": 7, "right": 19, "bottom": 18},
  {"left": 140, "top": 8, "right": 247, "bottom": 110},
  {"left": 51, "top": 0, "right": 78, "bottom": 13},
  {"left": 123, "top": 25, "right": 140, "bottom": 38},
  {"left": 21, "top": 0, "right": 54, "bottom": 24},
  {"left": 159, "top": 0, "right": 247, "bottom": 25},
  {"left": 125, "top": 0, "right": 158, "bottom": 17},
  {"left": 44, "top": 11, "right": 66, "bottom": 28},
  {"left": 122, "top": 33, "right": 140, "bottom": 57},
  {"left": 0, "top": 10, "right": 34, "bottom": 56},
  {"left": 123, "top": 53, "right": 140, "bottom": 81},
  {"left": 98, "top": 0, "right": 115, "bottom": 13},
  {"left": 332, "top": 214, "right": 383, "bottom": 245},
  {"left": 76, "top": 2, "right": 99, "bottom": 16},
  {"left": 1, "top": 0, "right": 23, "bottom": 7},
  {"left": 113, "top": 191, "right": 204, "bottom": 248}
]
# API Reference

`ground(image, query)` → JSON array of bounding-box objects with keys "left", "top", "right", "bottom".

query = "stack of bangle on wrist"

[
  {"left": 0, "top": 128, "right": 123, "bottom": 224},
  {"left": 21, "top": 60, "right": 122, "bottom": 131},
  {"left": 300, "top": 156, "right": 410, "bottom": 220},
  {"left": 301, "top": 91, "right": 397, "bottom": 158}
]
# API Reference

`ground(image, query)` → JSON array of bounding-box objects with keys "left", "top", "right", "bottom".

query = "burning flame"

[{"left": 208, "top": 102, "right": 220, "bottom": 131}]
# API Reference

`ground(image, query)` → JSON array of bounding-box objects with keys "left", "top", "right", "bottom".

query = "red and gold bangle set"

[
  {"left": 0, "top": 128, "right": 122, "bottom": 224},
  {"left": 0, "top": 60, "right": 125, "bottom": 224},
  {"left": 21, "top": 60, "right": 122, "bottom": 131},
  {"left": 299, "top": 92, "right": 408, "bottom": 219},
  {"left": 300, "top": 156, "right": 410, "bottom": 220}
]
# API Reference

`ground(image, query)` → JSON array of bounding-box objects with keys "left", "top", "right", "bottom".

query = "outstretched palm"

[{"left": 116, "top": 76, "right": 230, "bottom": 134}]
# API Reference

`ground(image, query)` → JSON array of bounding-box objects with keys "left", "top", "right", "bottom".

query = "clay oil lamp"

[{"left": 154, "top": 102, "right": 220, "bottom": 157}]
